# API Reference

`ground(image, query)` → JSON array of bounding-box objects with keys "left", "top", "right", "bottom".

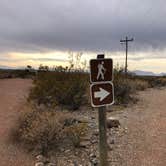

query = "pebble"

[
  {"left": 65, "top": 149, "right": 71, "bottom": 153},
  {"left": 91, "top": 158, "right": 98, "bottom": 165},
  {"left": 91, "top": 139, "right": 98, "bottom": 144},
  {"left": 35, "top": 162, "right": 44, "bottom": 166},
  {"left": 107, "top": 117, "right": 120, "bottom": 128},
  {"left": 47, "top": 163, "right": 56, "bottom": 166},
  {"left": 36, "top": 155, "right": 46, "bottom": 163},
  {"left": 109, "top": 139, "right": 115, "bottom": 144},
  {"left": 90, "top": 153, "right": 96, "bottom": 158}
]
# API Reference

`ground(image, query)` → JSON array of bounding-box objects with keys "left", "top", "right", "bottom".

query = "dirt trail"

[
  {"left": 0, "top": 79, "right": 165, "bottom": 166},
  {"left": 0, "top": 79, "right": 34, "bottom": 166},
  {"left": 109, "top": 88, "right": 166, "bottom": 166}
]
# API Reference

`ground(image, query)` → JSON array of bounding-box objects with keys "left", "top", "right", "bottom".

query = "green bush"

[{"left": 29, "top": 71, "right": 88, "bottom": 110}]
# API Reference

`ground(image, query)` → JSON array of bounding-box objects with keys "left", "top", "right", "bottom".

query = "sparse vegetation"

[
  {"left": 28, "top": 67, "right": 88, "bottom": 110},
  {"left": 11, "top": 105, "right": 88, "bottom": 154},
  {"left": 65, "top": 123, "right": 87, "bottom": 147},
  {"left": 134, "top": 75, "right": 166, "bottom": 88},
  {"left": 0, "top": 68, "right": 36, "bottom": 79},
  {"left": 113, "top": 65, "right": 149, "bottom": 104}
]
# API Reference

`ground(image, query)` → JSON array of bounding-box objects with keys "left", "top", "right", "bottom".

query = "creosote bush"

[
  {"left": 28, "top": 70, "right": 88, "bottom": 110},
  {"left": 113, "top": 65, "right": 150, "bottom": 104},
  {"left": 11, "top": 106, "right": 88, "bottom": 154}
]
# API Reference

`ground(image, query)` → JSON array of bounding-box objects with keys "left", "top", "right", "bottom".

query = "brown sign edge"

[
  {"left": 89, "top": 58, "right": 114, "bottom": 83},
  {"left": 90, "top": 82, "right": 114, "bottom": 108}
]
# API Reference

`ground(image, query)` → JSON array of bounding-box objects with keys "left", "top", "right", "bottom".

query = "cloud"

[{"left": 0, "top": 0, "right": 166, "bottom": 53}]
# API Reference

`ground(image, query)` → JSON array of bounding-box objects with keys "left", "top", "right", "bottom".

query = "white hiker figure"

[{"left": 97, "top": 61, "right": 106, "bottom": 80}]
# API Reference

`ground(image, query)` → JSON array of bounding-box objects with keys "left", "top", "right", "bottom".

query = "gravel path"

[
  {"left": 0, "top": 79, "right": 165, "bottom": 166},
  {"left": 109, "top": 88, "right": 166, "bottom": 166},
  {"left": 0, "top": 79, "right": 34, "bottom": 166}
]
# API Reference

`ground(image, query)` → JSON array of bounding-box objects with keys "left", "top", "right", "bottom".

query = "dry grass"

[{"left": 11, "top": 105, "right": 88, "bottom": 155}]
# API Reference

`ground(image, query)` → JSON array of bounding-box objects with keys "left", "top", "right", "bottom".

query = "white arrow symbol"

[{"left": 94, "top": 88, "right": 110, "bottom": 101}]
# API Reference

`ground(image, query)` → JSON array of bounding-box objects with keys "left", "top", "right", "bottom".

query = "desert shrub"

[
  {"left": 29, "top": 70, "right": 88, "bottom": 110},
  {"left": 65, "top": 123, "right": 87, "bottom": 147},
  {"left": 114, "top": 78, "right": 150, "bottom": 104},
  {"left": 113, "top": 66, "right": 150, "bottom": 104},
  {"left": 114, "top": 78, "right": 134, "bottom": 104},
  {"left": 149, "top": 77, "right": 166, "bottom": 87},
  {"left": 133, "top": 76, "right": 166, "bottom": 88},
  {"left": 11, "top": 107, "right": 88, "bottom": 154},
  {"left": 113, "top": 66, "right": 133, "bottom": 104},
  {"left": 133, "top": 79, "right": 149, "bottom": 90}
]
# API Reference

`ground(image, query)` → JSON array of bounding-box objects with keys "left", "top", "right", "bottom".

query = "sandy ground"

[
  {"left": 109, "top": 88, "right": 166, "bottom": 166},
  {"left": 0, "top": 79, "right": 34, "bottom": 166},
  {"left": 0, "top": 79, "right": 165, "bottom": 166}
]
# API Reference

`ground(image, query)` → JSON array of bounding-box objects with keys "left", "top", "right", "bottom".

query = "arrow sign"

[
  {"left": 94, "top": 88, "right": 110, "bottom": 101},
  {"left": 90, "top": 82, "right": 114, "bottom": 107}
]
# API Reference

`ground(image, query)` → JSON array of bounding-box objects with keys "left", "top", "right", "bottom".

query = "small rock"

[
  {"left": 108, "top": 146, "right": 113, "bottom": 151},
  {"left": 65, "top": 149, "right": 71, "bottom": 153},
  {"left": 107, "top": 117, "right": 120, "bottom": 128},
  {"left": 60, "top": 148, "right": 65, "bottom": 152},
  {"left": 90, "top": 153, "right": 96, "bottom": 159},
  {"left": 91, "top": 139, "right": 98, "bottom": 144},
  {"left": 87, "top": 162, "right": 92, "bottom": 166},
  {"left": 93, "top": 129, "right": 99, "bottom": 136},
  {"left": 109, "top": 139, "right": 115, "bottom": 144},
  {"left": 80, "top": 141, "right": 90, "bottom": 148},
  {"left": 81, "top": 135, "right": 91, "bottom": 141},
  {"left": 35, "top": 162, "right": 44, "bottom": 166},
  {"left": 91, "top": 116, "right": 95, "bottom": 120},
  {"left": 36, "top": 155, "right": 46, "bottom": 163},
  {"left": 91, "top": 158, "right": 98, "bottom": 166},
  {"left": 75, "top": 151, "right": 79, "bottom": 155},
  {"left": 47, "top": 163, "right": 56, "bottom": 166},
  {"left": 88, "top": 123, "right": 96, "bottom": 128}
]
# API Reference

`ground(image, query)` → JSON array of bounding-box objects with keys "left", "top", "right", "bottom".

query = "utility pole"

[{"left": 120, "top": 36, "right": 134, "bottom": 75}]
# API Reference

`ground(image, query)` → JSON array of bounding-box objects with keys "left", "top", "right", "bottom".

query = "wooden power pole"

[{"left": 120, "top": 36, "right": 134, "bottom": 75}]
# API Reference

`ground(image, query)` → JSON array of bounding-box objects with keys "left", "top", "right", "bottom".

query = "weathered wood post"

[
  {"left": 97, "top": 54, "right": 108, "bottom": 166},
  {"left": 90, "top": 54, "right": 114, "bottom": 166}
]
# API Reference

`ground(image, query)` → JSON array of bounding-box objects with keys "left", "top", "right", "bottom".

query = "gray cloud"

[
  {"left": 0, "top": 0, "right": 166, "bottom": 53},
  {"left": 0, "top": 57, "right": 68, "bottom": 62}
]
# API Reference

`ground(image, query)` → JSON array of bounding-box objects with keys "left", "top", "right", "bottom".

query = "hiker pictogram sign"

[
  {"left": 90, "top": 82, "right": 114, "bottom": 107},
  {"left": 90, "top": 59, "right": 113, "bottom": 83}
]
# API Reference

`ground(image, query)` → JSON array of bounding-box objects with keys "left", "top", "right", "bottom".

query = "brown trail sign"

[
  {"left": 90, "top": 59, "right": 113, "bottom": 83},
  {"left": 90, "top": 58, "right": 114, "bottom": 107},
  {"left": 89, "top": 55, "right": 114, "bottom": 166},
  {"left": 90, "top": 82, "right": 114, "bottom": 107}
]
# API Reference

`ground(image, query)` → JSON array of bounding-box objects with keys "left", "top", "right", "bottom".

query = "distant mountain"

[
  {"left": 0, "top": 65, "right": 12, "bottom": 69},
  {"left": 132, "top": 70, "right": 166, "bottom": 76},
  {"left": 0, "top": 66, "right": 25, "bottom": 70},
  {"left": 159, "top": 72, "right": 166, "bottom": 76}
]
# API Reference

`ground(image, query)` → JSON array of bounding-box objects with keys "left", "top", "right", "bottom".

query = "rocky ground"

[{"left": 0, "top": 79, "right": 165, "bottom": 166}]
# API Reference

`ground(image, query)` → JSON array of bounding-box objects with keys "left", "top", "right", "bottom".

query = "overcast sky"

[{"left": 0, "top": 0, "right": 166, "bottom": 72}]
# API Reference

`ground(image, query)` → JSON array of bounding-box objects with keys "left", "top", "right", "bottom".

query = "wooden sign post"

[
  {"left": 90, "top": 54, "right": 114, "bottom": 166},
  {"left": 97, "top": 54, "right": 107, "bottom": 166}
]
